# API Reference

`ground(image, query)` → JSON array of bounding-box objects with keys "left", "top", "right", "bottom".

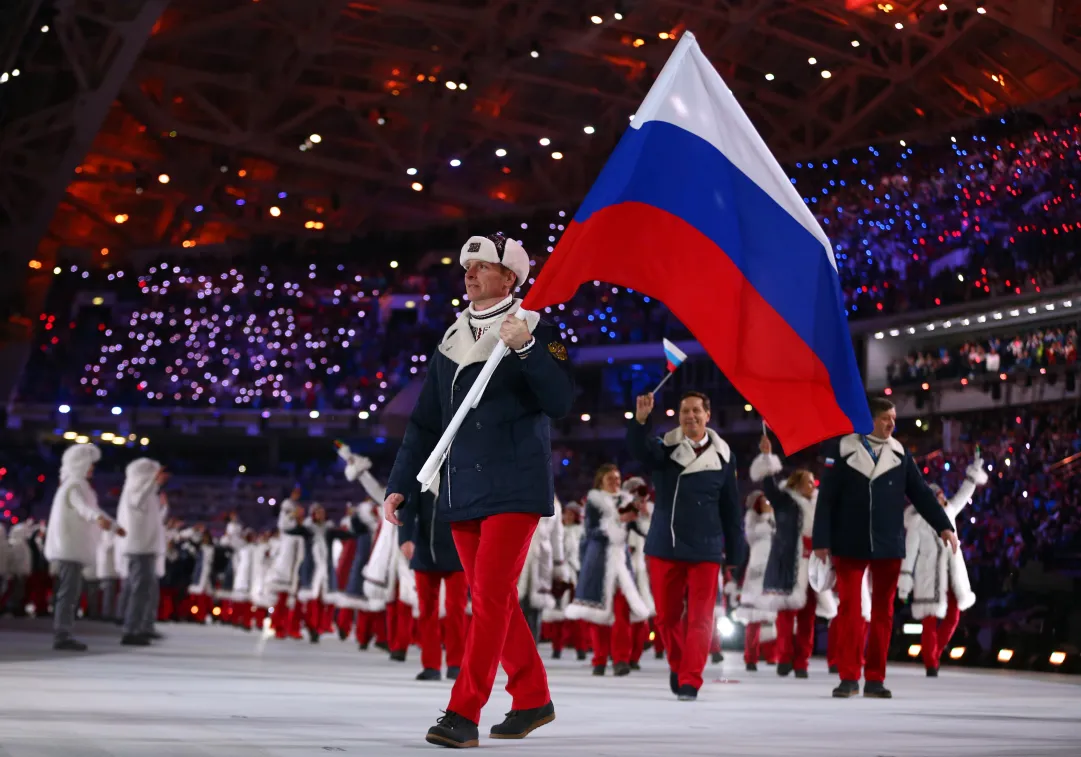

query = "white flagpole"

[
  {"left": 650, "top": 371, "right": 674, "bottom": 396},
  {"left": 415, "top": 307, "right": 536, "bottom": 492}
]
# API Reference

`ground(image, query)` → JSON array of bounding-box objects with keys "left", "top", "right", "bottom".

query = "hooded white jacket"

[
  {"left": 117, "top": 458, "right": 164, "bottom": 555},
  {"left": 44, "top": 445, "right": 117, "bottom": 565},
  {"left": 7, "top": 523, "right": 32, "bottom": 576}
]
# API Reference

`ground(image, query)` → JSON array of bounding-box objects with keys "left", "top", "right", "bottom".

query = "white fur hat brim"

[{"left": 461, "top": 234, "right": 529, "bottom": 287}]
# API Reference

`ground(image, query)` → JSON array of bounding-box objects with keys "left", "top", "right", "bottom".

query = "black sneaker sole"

[
  {"left": 489, "top": 713, "right": 555, "bottom": 740},
  {"left": 833, "top": 689, "right": 860, "bottom": 698},
  {"left": 863, "top": 691, "right": 892, "bottom": 699},
  {"left": 425, "top": 733, "right": 479, "bottom": 748}
]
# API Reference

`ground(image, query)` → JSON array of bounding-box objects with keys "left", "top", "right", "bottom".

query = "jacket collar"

[
  {"left": 438, "top": 298, "right": 540, "bottom": 381},
  {"left": 780, "top": 484, "right": 817, "bottom": 517},
  {"left": 662, "top": 427, "right": 730, "bottom": 474},
  {"left": 839, "top": 434, "right": 905, "bottom": 481}
]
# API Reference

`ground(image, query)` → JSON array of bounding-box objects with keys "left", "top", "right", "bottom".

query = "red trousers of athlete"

[
  {"left": 415, "top": 570, "right": 468, "bottom": 671},
  {"left": 272, "top": 592, "right": 303, "bottom": 639},
  {"left": 253, "top": 605, "right": 268, "bottom": 629},
  {"left": 631, "top": 621, "right": 650, "bottom": 663},
  {"left": 447, "top": 513, "right": 549, "bottom": 725},
  {"left": 591, "top": 593, "right": 633, "bottom": 667},
  {"left": 551, "top": 620, "right": 588, "bottom": 654},
  {"left": 649, "top": 556, "right": 720, "bottom": 690},
  {"left": 834, "top": 557, "right": 901, "bottom": 683},
  {"left": 188, "top": 593, "right": 213, "bottom": 623},
  {"left": 776, "top": 589, "right": 819, "bottom": 672},
  {"left": 386, "top": 599, "right": 415, "bottom": 653},
  {"left": 338, "top": 608, "right": 389, "bottom": 646},
  {"left": 157, "top": 588, "right": 177, "bottom": 622},
  {"left": 922, "top": 591, "right": 961, "bottom": 671}
]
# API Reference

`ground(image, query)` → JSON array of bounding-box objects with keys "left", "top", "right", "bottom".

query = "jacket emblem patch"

[{"left": 547, "top": 342, "right": 567, "bottom": 361}]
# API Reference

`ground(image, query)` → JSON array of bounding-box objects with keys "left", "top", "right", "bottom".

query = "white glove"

[
  {"left": 897, "top": 572, "right": 914, "bottom": 601},
  {"left": 344, "top": 454, "right": 372, "bottom": 482},
  {"left": 966, "top": 456, "right": 989, "bottom": 486}
]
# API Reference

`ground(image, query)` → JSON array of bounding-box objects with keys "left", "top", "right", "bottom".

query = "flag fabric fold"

[
  {"left": 662, "top": 338, "right": 687, "bottom": 374},
  {"left": 521, "top": 31, "right": 871, "bottom": 453}
]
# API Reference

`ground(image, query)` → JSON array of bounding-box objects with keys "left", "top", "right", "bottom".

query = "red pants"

[
  {"left": 551, "top": 620, "right": 588, "bottom": 653},
  {"left": 253, "top": 606, "right": 268, "bottom": 629},
  {"left": 386, "top": 599, "right": 415, "bottom": 652},
  {"left": 834, "top": 557, "right": 901, "bottom": 683},
  {"left": 272, "top": 593, "right": 303, "bottom": 638},
  {"left": 157, "top": 588, "right": 177, "bottom": 622},
  {"left": 416, "top": 570, "right": 468, "bottom": 671},
  {"left": 591, "top": 593, "right": 633, "bottom": 667},
  {"left": 448, "top": 513, "right": 549, "bottom": 725},
  {"left": 921, "top": 591, "right": 961, "bottom": 670},
  {"left": 827, "top": 617, "right": 839, "bottom": 669},
  {"left": 188, "top": 593, "right": 213, "bottom": 623},
  {"left": 631, "top": 621, "right": 650, "bottom": 663},
  {"left": 776, "top": 589, "right": 819, "bottom": 672},
  {"left": 744, "top": 622, "right": 762, "bottom": 664},
  {"left": 649, "top": 556, "right": 720, "bottom": 690},
  {"left": 340, "top": 609, "right": 388, "bottom": 646}
]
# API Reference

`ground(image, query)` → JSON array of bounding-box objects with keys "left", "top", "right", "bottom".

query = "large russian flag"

[{"left": 522, "top": 32, "right": 871, "bottom": 453}]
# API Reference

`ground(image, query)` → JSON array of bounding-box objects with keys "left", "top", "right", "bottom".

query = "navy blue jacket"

[
  {"left": 386, "top": 306, "right": 574, "bottom": 523},
  {"left": 626, "top": 420, "right": 743, "bottom": 566},
  {"left": 812, "top": 434, "right": 953, "bottom": 560},
  {"left": 397, "top": 487, "right": 462, "bottom": 573}
]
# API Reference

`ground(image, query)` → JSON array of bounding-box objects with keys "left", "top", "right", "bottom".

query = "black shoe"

[
  {"left": 777, "top": 663, "right": 793, "bottom": 677},
  {"left": 447, "top": 666, "right": 460, "bottom": 680},
  {"left": 308, "top": 630, "right": 320, "bottom": 644},
  {"left": 832, "top": 680, "right": 860, "bottom": 698},
  {"left": 145, "top": 630, "right": 164, "bottom": 641},
  {"left": 863, "top": 682, "right": 892, "bottom": 699},
  {"left": 416, "top": 668, "right": 441, "bottom": 681},
  {"left": 389, "top": 649, "right": 407, "bottom": 662},
  {"left": 338, "top": 627, "right": 348, "bottom": 641},
  {"left": 655, "top": 648, "right": 665, "bottom": 659},
  {"left": 53, "top": 638, "right": 88, "bottom": 651},
  {"left": 425, "top": 711, "right": 479, "bottom": 748},
  {"left": 629, "top": 661, "right": 641, "bottom": 671},
  {"left": 669, "top": 671, "right": 679, "bottom": 695},
  {"left": 794, "top": 669, "right": 809, "bottom": 679},
  {"left": 746, "top": 662, "right": 758, "bottom": 672},
  {"left": 121, "top": 634, "right": 151, "bottom": 646},
  {"left": 926, "top": 667, "right": 939, "bottom": 678},
  {"left": 489, "top": 701, "right": 555, "bottom": 739},
  {"left": 676, "top": 684, "right": 698, "bottom": 701},
  {"left": 711, "top": 651, "right": 724, "bottom": 664},
  {"left": 552, "top": 648, "right": 562, "bottom": 660},
  {"left": 576, "top": 650, "right": 587, "bottom": 661},
  {"left": 828, "top": 665, "right": 838, "bottom": 675},
  {"left": 358, "top": 641, "right": 370, "bottom": 651},
  {"left": 592, "top": 665, "right": 606, "bottom": 676},
  {"left": 612, "top": 662, "right": 631, "bottom": 677},
  {"left": 375, "top": 641, "right": 390, "bottom": 652}
]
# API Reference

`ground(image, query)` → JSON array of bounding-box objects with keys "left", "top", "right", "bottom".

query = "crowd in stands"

[
  {"left": 887, "top": 321, "right": 1079, "bottom": 386},
  {"left": 14, "top": 108, "right": 1081, "bottom": 413}
]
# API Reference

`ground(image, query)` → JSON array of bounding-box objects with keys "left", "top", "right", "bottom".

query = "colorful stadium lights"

[
  {"left": 997, "top": 649, "right": 1014, "bottom": 663},
  {"left": 1049, "top": 652, "right": 1066, "bottom": 666},
  {"left": 908, "top": 644, "right": 922, "bottom": 657},
  {"left": 949, "top": 646, "right": 966, "bottom": 660}
]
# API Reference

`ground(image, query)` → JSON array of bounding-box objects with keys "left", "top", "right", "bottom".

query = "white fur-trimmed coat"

[
  {"left": 565, "top": 489, "right": 651, "bottom": 626},
  {"left": 519, "top": 497, "right": 568, "bottom": 613},
  {"left": 898, "top": 461, "right": 986, "bottom": 619},
  {"left": 544, "top": 520, "right": 583, "bottom": 622},
  {"left": 732, "top": 509, "right": 778, "bottom": 625},
  {"left": 627, "top": 501, "right": 656, "bottom": 617}
]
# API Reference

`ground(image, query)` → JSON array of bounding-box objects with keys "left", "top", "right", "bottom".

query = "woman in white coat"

[
  {"left": 517, "top": 497, "right": 568, "bottom": 642},
  {"left": 899, "top": 455, "right": 988, "bottom": 676},
  {"left": 117, "top": 457, "right": 167, "bottom": 645},
  {"left": 6, "top": 522, "right": 33, "bottom": 615},
  {"left": 545, "top": 502, "right": 586, "bottom": 660},
  {"left": 44, "top": 444, "right": 125, "bottom": 650},
  {"left": 732, "top": 490, "right": 778, "bottom": 672}
]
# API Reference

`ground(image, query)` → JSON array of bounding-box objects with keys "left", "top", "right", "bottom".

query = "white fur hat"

[{"left": 460, "top": 233, "right": 530, "bottom": 287}]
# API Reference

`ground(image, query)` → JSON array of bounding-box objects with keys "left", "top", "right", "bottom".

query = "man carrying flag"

[{"left": 383, "top": 233, "right": 574, "bottom": 748}]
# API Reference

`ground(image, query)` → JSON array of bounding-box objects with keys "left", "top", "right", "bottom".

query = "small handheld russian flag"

[{"left": 651, "top": 338, "right": 688, "bottom": 395}]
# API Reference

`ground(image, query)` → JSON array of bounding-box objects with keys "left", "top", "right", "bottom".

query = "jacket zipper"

[{"left": 670, "top": 473, "right": 683, "bottom": 548}]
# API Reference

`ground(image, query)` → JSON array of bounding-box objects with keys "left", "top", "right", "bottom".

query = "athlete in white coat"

[
  {"left": 898, "top": 454, "right": 988, "bottom": 675},
  {"left": 44, "top": 444, "right": 125, "bottom": 650},
  {"left": 116, "top": 458, "right": 168, "bottom": 645}
]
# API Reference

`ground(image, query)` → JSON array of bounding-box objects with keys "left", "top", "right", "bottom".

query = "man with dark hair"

[
  {"left": 813, "top": 396, "right": 958, "bottom": 699},
  {"left": 384, "top": 233, "right": 574, "bottom": 748},
  {"left": 627, "top": 391, "right": 742, "bottom": 701}
]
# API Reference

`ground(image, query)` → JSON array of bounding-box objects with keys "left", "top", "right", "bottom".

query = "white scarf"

[{"left": 467, "top": 295, "right": 514, "bottom": 341}]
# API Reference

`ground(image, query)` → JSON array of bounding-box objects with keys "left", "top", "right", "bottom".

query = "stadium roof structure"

[{"left": 2, "top": 0, "right": 1080, "bottom": 262}]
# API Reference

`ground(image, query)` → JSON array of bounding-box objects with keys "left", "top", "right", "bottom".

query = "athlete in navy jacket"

[
  {"left": 627, "top": 390, "right": 742, "bottom": 701},
  {"left": 384, "top": 233, "right": 573, "bottom": 747}
]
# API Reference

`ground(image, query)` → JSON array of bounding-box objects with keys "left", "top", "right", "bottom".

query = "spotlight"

[
  {"left": 583, "top": 125, "right": 595, "bottom": 134},
  {"left": 530, "top": 49, "right": 539, "bottom": 58},
  {"left": 539, "top": 137, "right": 551, "bottom": 146},
  {"left": 445, "top": 81, "right": 458, "bottom": 90},
  {"left": 551, "top": 151, "right": 563, "bottom": 160},
  {"left": 411, "top": 181, "right": 424, "bottom": 192},
  {"left": 821, "top": 70, "right": 832, "bottom": 79},
  {"left": 406, "top": 167, "right": 418, "bottom": 175},
  {"left": 716, "top": 616, "right": 735, "bottom": 638},
  {"left": 907, "top": 644, "right": 922, "bottom": 657},
  {"left": 58, "top": 405, "right": 71, "bottom": 414},
  {"left": 1049, "top": 651, "right": 1066, "bottom": 666},
  {"left": 580, "top": 413, "right": 591, "bottom": 422},
  {"left": 111, "top": 407, "right": 122, "bottom": 415},
  {"left": 495, "top": 148, "right": 507, "bottom": 157},
  {"left": 765, "top": 73, "right": 775, "bottom": 81},
  {"left": 269, "top": 206, "right": 281, "bottom": 217},
  {"left": 590, "top": 15, "right": 603, "bottom": 24},
  {"left": 449, "top": 158, "right": 461, "bottom": 167},
  {"left": 309, "top": 410, "right": 320, "bottom": 419},
  {"left": 997, "top": 649, "right": 1014, "bottom": 663},
  {"left": 949, "top": 646, "right": 965, "bottom": 660},
  {"left": 157, "top": 174, "right": 170, "bottom": 184},
  {"left": 309, "top": 133, "right": 322, "bottom": 143}
]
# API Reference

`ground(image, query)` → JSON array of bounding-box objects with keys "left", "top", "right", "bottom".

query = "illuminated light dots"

[
  {"left": 1049, "top": 651, "right": 1066, "bottom": 665},
  {"left": 445, "top": 81, "right": 458, "bottom": 89},
  {"left": 449, "top": 158, "right": 461, "bottom": 167},
  {"left": 304, "top": 220, "right": 325, "bottom": 230},
  {"left": 28, "top": 259, "right": 42, "bottom": 269},
  {"left": 530, "top": 49, "right": 539, "bottom": 58},
  {"left": 590, "top": 15, "right": 603, "bottom": 24},
  {"left": 269, "top": 206, "right": 281, "bottom": 217},
  {"left": 157, "top": 173, "right": 170, "bottom": 184},
  {"left": 539, "top": 137, "right": 551, "bottom": 146},
  {"left": 411, "top": 181, "right": 424, "bottom": 192},
  {"left": 821, "top": 70, "right": 832, "bottom": 79},
  {"left": 895, "top": 22, "right": 904, "bottom": 29},
  {"left": 658, "top": 32, "right": 670, "bottom": 39},
  {"left": 309, "top": 133, "right": 322, "bottom": 143},
  {"left": 583, "top": 125, "right": 595, "bottom": 134},
  {"left": 580, "top": 413, "right": 591, "bottom": 422},
  {"left": 764, "top": 73, "right": 775, "bottom": 81},
  {"left": 976, "top": 6, "right": 986, "bottom": 13},
  {"left": 440, "top": 257, "right": 452, "bottom": 265},
  {"left": 390, "top": 261, "right": 399, "bottom": 269},
  {"left": 851, "top": 40, "right": 860, "bottom": 47},
  {"left": 949, "top": 647, "right": 965, "bottom": 660},
  {"left": 551, "top": 151, "right": 564, "bottom": 160},
  {"left": 633, "top": 38, "right": 645, "bottom": 47},
  {"left": 939, "top": 3, "right": 948, "bottom": 9},
  {"left": 406, "top": 167, "right": 418, "bottom": 176},
  {"left": 495, "top": 148, "right": 507, "bottom": 157},
  {"left": 114, "top": 213, "right": 129, "bottom": 224},
  {"left": 807, "top": 57, "right": 817, "bottom": 65}
]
